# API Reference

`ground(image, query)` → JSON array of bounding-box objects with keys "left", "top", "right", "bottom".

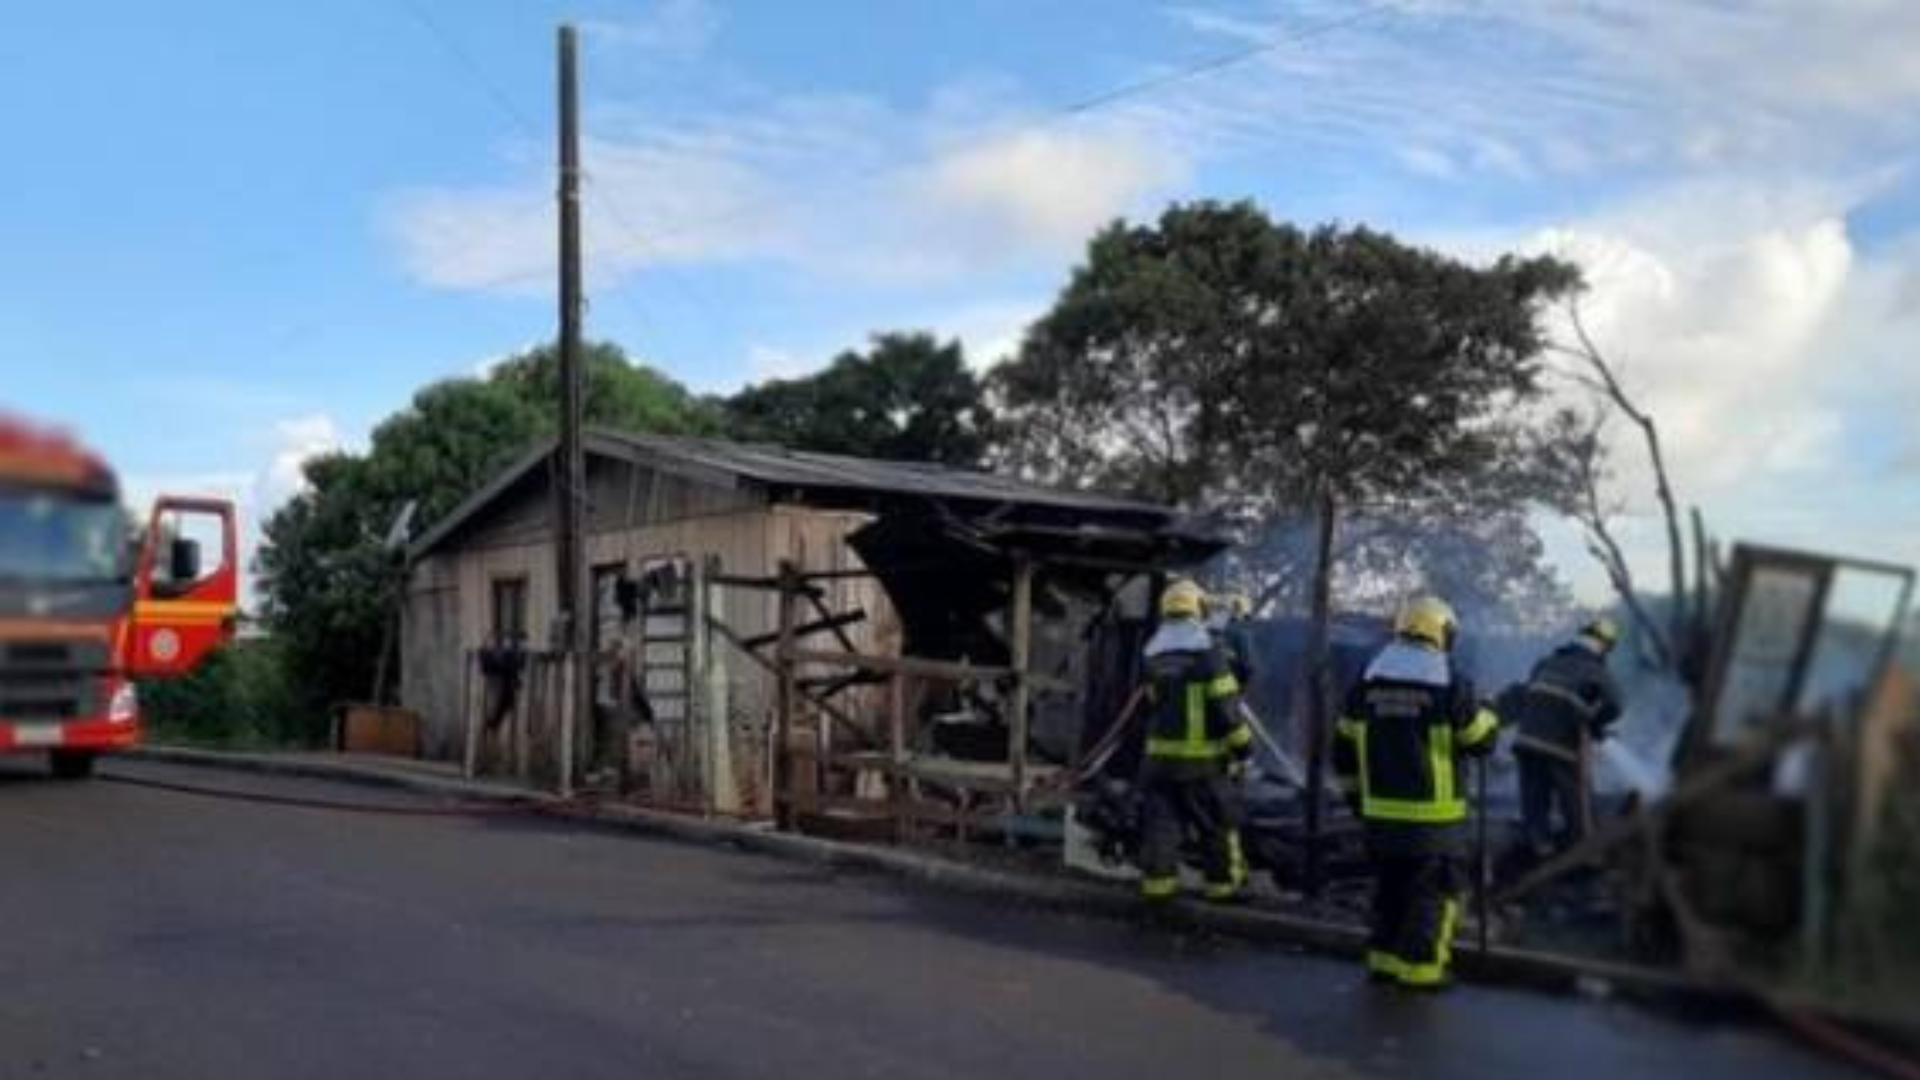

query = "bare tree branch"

[{"left": 1555, "top": 297, "right": 1689, "bottom": 668}]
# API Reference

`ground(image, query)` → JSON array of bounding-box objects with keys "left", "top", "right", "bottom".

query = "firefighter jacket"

[
  {"left": 1140, "top": 620, "right": 1252, "bottom": 778},
  {"left": 1334, "top": 640, "right": 1498, "bottom": 849},
  {"left": 1513, "top": 642, "right": 1623, "bottom": 755}
]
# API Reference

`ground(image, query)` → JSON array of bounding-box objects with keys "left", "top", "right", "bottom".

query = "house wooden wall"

[{"left": 400, "top": 451, "right": 898, "bottom": 766}]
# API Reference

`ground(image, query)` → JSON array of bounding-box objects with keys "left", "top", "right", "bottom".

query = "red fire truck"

[{"left": 0, "top": 415, "right": 237, "bottom": 777}]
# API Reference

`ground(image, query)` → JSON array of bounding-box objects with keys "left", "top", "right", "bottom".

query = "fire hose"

[{"left": 101, "top": 769, "right": 556, "bottom": 818}]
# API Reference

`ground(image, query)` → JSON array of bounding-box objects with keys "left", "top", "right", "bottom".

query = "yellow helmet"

[
  {"left": 1160, "top": 578, "right": 1206, "bottom": 620},
  {"left": 1580, "top": 615, "right": 1620, "bottom": 653},
  {"left": 1394, "top": 595, "right": 1458, "bottom": 650}
]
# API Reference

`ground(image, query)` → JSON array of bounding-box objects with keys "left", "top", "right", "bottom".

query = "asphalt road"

[{"left": 0, "top": 758, "right": 1858, "bottom": 1080}]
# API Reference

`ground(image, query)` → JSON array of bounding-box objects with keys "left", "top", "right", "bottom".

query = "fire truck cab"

[{"left": 0, "top": 417, "right": 237, "bottom": 777}]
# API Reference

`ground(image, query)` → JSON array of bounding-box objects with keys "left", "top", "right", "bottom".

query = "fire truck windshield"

[{"left": 0, "top": 489, "right": 127, "bottom": 584}]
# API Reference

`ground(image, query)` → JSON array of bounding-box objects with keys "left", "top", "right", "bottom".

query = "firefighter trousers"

[
  {"left": 1137, "top": 770, "right": 1246, "bottom": 901},
  {"left": 1366, "top": 850, "right": 1462, "bottom": 988},
  {"left": 1517, "top": 749, "right": 1588, "bottom": 855}
]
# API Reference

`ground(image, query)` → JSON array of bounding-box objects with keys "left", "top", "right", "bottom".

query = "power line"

[
  {"left": 397, "top": 0, "right": 544, "bottom": 139},
  {"left": 1057, "top": 2, "right": 1396, "bottom": 117},
  {"left": 395, "top": 3, "right": 1395, "bottom": 340},
  {"left": 622, "top": 2, "right": 1398, "bottom": 248},
  {"left": 396, "top": 0, "right": 684, "bottom": 347}
]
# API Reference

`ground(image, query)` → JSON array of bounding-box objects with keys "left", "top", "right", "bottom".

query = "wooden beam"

[
  {"left": 706, "top": 572, "right": 779, "bottom": 591},
  {"left": 775, "top": 561, "right": 798, "bottom": 829},
  {"left": 707, "top": 615, "right": 867, "bottom": 740},
  {"left": 738, "top": 609, "right": 866, "bottom": 652},
  {"left": 798, "top": 670, "right": 887, "bottom": 696},
  {"left": 792, "top": 568, "right": 879, "bottom": 582},
  {"left": 1496, "top": 718, "right": 1816, "bottom": 905},
  {"left": 777, "top": 646, "right": 1072, "bottom": 692},
  {"left": 1009, "top": 556, "right": 1034, "bottom": 810},
  {"left": 805, "top": 590, "right": 866, "bottom": 655}
]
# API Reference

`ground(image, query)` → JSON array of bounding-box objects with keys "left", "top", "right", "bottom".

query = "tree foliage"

[
  {"left": 725, "top": 332, "right": 992, "bottom": 466},
  {"left": 140, "top": 638, "right": 306, "bottom": 747},
  {"left": 993, "top": 200, "right": 1584, "bottom": 616}
]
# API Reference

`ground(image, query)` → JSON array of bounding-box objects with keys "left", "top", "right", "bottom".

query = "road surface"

[{"left": 0, "top": 758, "right": 1856, "bottom": 1079}]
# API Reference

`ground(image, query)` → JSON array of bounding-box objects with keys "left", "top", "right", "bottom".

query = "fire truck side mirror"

[{"left": 169, "top": 537, "right": 201, "bottom": 584}]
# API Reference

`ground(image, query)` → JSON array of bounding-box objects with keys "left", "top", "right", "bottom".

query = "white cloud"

[
  {"left": 1532, "top": 213, "right": 1854, "bottom": 493},
  {"left": 386, "top": 87, "right": 1186, "bottom": 292},
  {"left": 1167, "top": 1, "right": 1920, "bottom": 181},
  {"left": 908, "top": 127, "right": 1186, "bottom": 263},
  {"left": 1491, "top": 198, "right": 1920, "bottom": 598},
  {"left": 743, "top": 343, "right": 813, "bottom": 383},
  {"left": 261, "top": 413, "right": 344, "bottom": 508},
  {"left": 920, "top": 299, "right": 1041, "bottom": 369},
  {"left": 580, "top": 0, "right": 721, "bottom": 60}
]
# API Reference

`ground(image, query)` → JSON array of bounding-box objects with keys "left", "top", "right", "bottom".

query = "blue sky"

[{"left": 4, "top": 1, "right": 1918, "bottom": 602}]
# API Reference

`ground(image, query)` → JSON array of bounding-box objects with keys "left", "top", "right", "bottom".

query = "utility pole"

[{"left": 553, "top": 23, "right": 586, "bottom": 798}]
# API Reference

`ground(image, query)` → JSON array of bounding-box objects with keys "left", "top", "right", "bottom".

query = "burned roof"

[{"left": 411, "top": 428, "right": 1226, "bottom": 562}]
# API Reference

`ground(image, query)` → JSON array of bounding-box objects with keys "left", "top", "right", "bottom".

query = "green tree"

[
  {"left": 725, "top": 332, "right": 992, "bottom": 466},
  {"left": 141, "top": 638, "right": 304, "bottom": 747},
  {"left": 493, "top": 341, "right": 721, "bottom": 435},
  {"left": 256, "top": 340, "right": 713, "bottom": 733}
]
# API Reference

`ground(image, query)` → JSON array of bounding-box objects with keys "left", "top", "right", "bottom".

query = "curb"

[{"left": 122, "top": 745, "right": 1732, "bottom": 1010}]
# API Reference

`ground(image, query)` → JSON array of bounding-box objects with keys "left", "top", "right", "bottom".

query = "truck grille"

[
  {"left": 0, "top": 640, "right": 108, "bottom": 722},
  {"left": 0, "top": 676, "right": 88, "bottom": 719}
]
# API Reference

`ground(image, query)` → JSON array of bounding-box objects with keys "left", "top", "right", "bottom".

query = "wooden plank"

[
  {"left": 739, "top": 610, "right": 866, "bottom": 652},
  {"left": 805, "top": 591, "right": 866, "bottom": 655},
  {"left": 798, "top": 670, "right": 886, "bottom": 695},
  {"left": 793, "top": 568, "right": 879, "bottom": 582},
  {"left": 775, "top": 561, "right": 798, "bottom": 828},
  {"left": 833, "top": 751, "right": 1065, "bottom": 794},
  {"left": 889, "top": 674, "right": 908, "bottom": 841},
  {"left": 776, "top": 646, "right": 1071, "bottom": 692},
  {"left": 1009, "top": 557, "right": 1034, "bottom": 810},
  {"left": 708, "top": 614, "right": 866, "bottom": 739}
]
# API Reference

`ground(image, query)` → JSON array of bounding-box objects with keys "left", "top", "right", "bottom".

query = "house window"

[{"left": 490, "top": 577, "right": 528, "bottom": 641}]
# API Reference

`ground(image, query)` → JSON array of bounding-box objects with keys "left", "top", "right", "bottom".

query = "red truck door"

[{"left": 126, "top": 497, "right": 238, "bottom": 677}]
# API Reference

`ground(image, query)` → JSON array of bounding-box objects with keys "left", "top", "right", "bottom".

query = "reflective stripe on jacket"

[
  {"left": 1141, "top": 625, "right": 1251, "bottom": 765},
  {"left": 1332, "top": 640, "right": 1498, "bottom": 826}
]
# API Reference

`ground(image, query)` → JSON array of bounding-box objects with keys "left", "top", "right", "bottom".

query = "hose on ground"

[
  {"left": 100, "top": 770, "right": 555, "bottom": 818},
  {"left": 1763, "top": 995, "right": 1920, "bottom": 1080}
]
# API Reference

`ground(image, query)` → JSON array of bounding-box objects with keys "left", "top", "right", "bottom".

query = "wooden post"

[
  {"left": 1009, "top": 556, "right": 1035, "bottom": 812},
  {"left": 1302, "top": 487, "right": 1338, "bottom": 897},
  {"left": 701, "top": 555, "right": 740, "bottom": 816},
  {"left": 551, "top": 24, "right": 587, "bottom": 801},
  {"left": 514, "top": 659, "right": 533, "bottom": 785},
  {"left": 889, "top": 672, "right": 908, "bottom": 842},
  {"left": 460, "top": 649, "right": 478, "bottom": 780},
  {"left": 775, "top": 560, "right": 798, "bottom": 829}
]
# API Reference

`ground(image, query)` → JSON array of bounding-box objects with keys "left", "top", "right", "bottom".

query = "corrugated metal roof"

[
  {"left": 589, "top": 429, "right": 1178, "bottom": 518},
  {"left": 411, "top": 428, "right": 1219, "bottom": 560}
]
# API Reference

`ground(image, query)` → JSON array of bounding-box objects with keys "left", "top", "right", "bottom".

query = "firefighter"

[
  {"left": 1334, "top": 595, "right": 1499, "bottom": 989},
  {"left": 1208, "top": 590, "right": 1258, "bottom": 688},
  {"left": 1511, "top": 617, "right": 1625, "bottom": 858},
  {"left": 1137, "top": 578, "right": 1255, "bottom": 903}
]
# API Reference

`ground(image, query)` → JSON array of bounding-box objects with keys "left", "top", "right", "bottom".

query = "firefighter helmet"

[
  {"left": 1579, "top": 615, "right": 1621, "bottom": 654},
  {"left": 1160, "top": 578, "right": 1206, "bottom": 620},
  {"left": 1394, "top": 595, "right": 1458, "bottom": 651}
]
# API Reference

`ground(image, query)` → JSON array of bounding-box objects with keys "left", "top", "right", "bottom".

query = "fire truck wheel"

[{"left": 49, "top": 752, "right": 97, "bottom": 780}]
